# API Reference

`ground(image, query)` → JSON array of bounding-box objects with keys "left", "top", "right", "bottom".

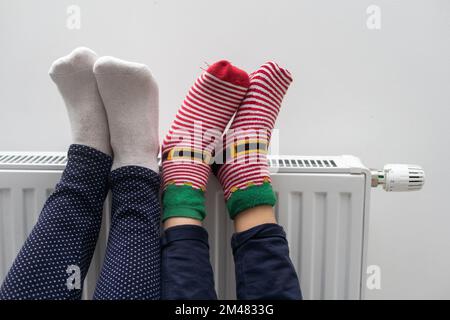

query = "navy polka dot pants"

[
  {"left": 93, "top": 165, "right": 161, "bottom": 300},
  {"left": 0, "top": 144, "right": 161, "bottom": 300}
]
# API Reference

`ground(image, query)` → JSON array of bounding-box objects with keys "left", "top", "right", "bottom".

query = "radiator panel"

[
  {"left": 0, "top": 154, "right": 370, "bottom": 300},
  {"left": 273, "top": 174, "right": 365, "bottom": 299}
]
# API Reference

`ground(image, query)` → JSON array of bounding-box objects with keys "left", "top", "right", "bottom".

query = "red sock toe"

[{"left": 207, "top": 60, "right": 250, "bottom": 88}]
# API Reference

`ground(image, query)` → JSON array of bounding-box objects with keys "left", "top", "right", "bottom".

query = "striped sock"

[
  {"left": 162, "top": 60, "right": 250, "bottom": 221},
  {"left": 215, "top": 61, "right": 293, "bottom": 219}
]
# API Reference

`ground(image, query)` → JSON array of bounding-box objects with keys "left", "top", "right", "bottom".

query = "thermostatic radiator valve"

[{"left": 371, "top": 164, "right": 425, "bottom": 191}]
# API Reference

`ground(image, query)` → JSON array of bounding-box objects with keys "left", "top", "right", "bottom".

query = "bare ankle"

[
  {"left": 233, "top": 206, "right": 277, "bottom": 233},
  {"left": 163, "top": 217, "right": 202, "bottom": 230}
]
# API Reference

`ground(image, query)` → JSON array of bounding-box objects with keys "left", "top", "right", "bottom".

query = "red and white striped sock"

[
  {"left": 216, "top": 61, "right": 293, "bottom": 219},
  {"left": 162, "top": 60, "right": 250, "bottom": 221}
]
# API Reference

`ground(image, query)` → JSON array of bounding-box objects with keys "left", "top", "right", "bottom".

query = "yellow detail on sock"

[{"left": 165, "top": 147, "right": 212, "bottom": 165}]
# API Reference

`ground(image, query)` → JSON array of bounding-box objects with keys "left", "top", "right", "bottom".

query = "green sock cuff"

[
  {"left": 162, "top": 184, "right": 206, "bottom": 221},
  {"left": 226, "top": 182, "right": 277, "bottom": 219}
]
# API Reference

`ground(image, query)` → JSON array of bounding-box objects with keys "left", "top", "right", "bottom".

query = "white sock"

[
  {"left": 93, "top": 56, "right": 159, "bottom": 172},
  {"left": 49, "top": 47, "right": 111, "bottom": 155}
]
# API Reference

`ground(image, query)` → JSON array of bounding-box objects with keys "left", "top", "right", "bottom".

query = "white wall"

[{"left": 1, "top": 0, "right": 449, "bottom": 299}]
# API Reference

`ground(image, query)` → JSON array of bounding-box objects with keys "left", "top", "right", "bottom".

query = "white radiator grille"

[
  {"left": 0, "top": 152, "right": 371, "bottom": 300},
  {"left": 269, "top": 158, "right": 337, "bottom": 168}
]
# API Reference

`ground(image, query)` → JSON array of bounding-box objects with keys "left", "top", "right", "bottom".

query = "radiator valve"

[{"left": 371, "top": 164, "right": 425, "bottom": 191}]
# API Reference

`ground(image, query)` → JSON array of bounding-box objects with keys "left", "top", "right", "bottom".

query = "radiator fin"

[
  {"left": 269, "top": 158, "right": 338, "bottom": 168},
  {"left": 0, "top": 154, "right": 67, "bottom": 165}
]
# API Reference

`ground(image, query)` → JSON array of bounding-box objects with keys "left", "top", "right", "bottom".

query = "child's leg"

[
  {"left": 232, "top": 208, "right": 302, "bottom": 300},
  {"left": 0, "top": 48, "right": 112, "bottom": 299},
  {"left": 92, "top": 57, "right": 160, "bottom": 300},
  {"left": 160, "top": 61, "right": 250, "bottom": 299},
  {"left": 161, "top": 224, "right": 217, "bottom": 300},
  {"left": 216, "top": 62, "right": 302, "bottom": 300}
]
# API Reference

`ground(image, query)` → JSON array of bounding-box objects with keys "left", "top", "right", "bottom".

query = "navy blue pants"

[
  {"left": 0, "top": 145, "right": 161, "bottom": 300},
  {"left": 161, "top": 223, "right": 302, "bottom": 300},
  {"left": 0, "top": 144, "right": 300, "bottom": 300}
]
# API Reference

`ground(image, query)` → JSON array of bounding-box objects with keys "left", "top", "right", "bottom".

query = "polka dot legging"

[{"left": 0, "top": 144, "right": 161, "bottom": 300}]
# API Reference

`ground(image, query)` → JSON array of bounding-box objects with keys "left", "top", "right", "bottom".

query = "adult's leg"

[
  {"left": 160, "top": 61, "right": 250, "bottom": 299},
  {"left": 216, "top": 62, "right": 302, "bottom": 300},
  {"left": 0, "top": 47, "right": 111, "bottom": 299},
  {"left": 92, "top": 57, "right": 160, "bottom": 299},
  {"left": 93, "top": 166, "right": 161, "bottom": 299},
  {"left": 0, "top": 145, "right": 111, "bottom": 300}
]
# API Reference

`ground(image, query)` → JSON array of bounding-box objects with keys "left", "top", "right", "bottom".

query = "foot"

[
  {"left": 215, "top": 61, "right": 293, "bottom": 220},
  {"left": 161, "top": 60, "right": 250, "bottom": 223},
  {"left": 93, "top": 57, "right": 159, "bottom": 171},
  {"left": 49, "top": 47, "right": 111, "bottom": 155}
]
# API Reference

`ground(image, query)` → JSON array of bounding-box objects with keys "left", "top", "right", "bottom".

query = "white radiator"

[{"left": 0, "top": 152, "right": 425, "bottom": 300}]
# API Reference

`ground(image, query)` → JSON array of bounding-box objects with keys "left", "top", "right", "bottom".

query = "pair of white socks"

[{"left": 49, "top": 47, "right": 159, "bottom": 172}]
